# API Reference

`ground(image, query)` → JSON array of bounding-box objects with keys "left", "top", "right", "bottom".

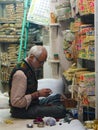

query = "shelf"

[
  {"left": 1, "top": 63, "right": 9, "bottom": 67},
  {"left": 0, "top": 21, "right": 16, "bottom": 24},
  {"left": 50, "top": 23, "right": 60, "bottom": 27},
  {"left": 0, "top": 0, "right": 23, "bottom": 4},
  {"left": 33, "top": 41, "right": 43, "bottom": 45},
  {"left": 78, "top": 57, "right": 95, "bottom": 61},
  {"left": 0, "top": 35, "right": 20, "bottom": 38},
  {"left": 77, "top": 58, "right": 95, "bottom": 71},
  {"left": 0, "top": 35, "right": 20, "bottom": 43},
  {"left": 58, "top": 17, "right": 75, "bottom": 22},
  {"left": 48, "top": 59, "right": 60, "bottom": 63},
  {"left": 80, "top": 14, "right": 94, "bottom": 25}
]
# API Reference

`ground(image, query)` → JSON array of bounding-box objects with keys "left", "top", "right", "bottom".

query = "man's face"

[{"left": 30, "top": 52, "right": 47, "bottom": 69}]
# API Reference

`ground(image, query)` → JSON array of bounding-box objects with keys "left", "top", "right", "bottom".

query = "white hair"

[{"left": 28, "top": 45, "right": 47, "bottom": 58}]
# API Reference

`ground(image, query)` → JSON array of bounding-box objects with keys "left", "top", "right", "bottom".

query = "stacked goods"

[
  {"left": 0, "top": 44, "right": 19, "bottom": 83},
  {"left": 55, "top": 0, "right": 72, "bottom": 21},
  {"left": 63, "top": 29, "right": 75, "bottom": 61},
  {"left": 78, "top": 72, "right": 95, "bottom": 96},
  {"left": 78, "top": 0, "right": 94, "bottom": 15},
  {"left": 70, "top": 18, "right": 82, "bottom": 33},
  {"left": 15, "top": 2, "right": 24, "bottom": 40},
  {"left": 8, "top": 44, "right": 19, "bottom": 73},
  {"left": 5, "top": 4, "right": 16, "bottom": 21},
  {"left": 0, "top": 52, "right": 9, "bottom": 83},
  {"left": 84, "top": 120, "right": 98, "bottom": 130},
  {"left": 69, "top": 18, "right": 82, "bottom": 62},
  {"left": 15, "top": 2, "right": 24, "bottom": 23},
  {"left": 0, "top": 23, "right": 18, "bottom": 42},
  {"left": 63, "top": 64, "right": 95, "bottom": 107},
  {"left": 0, "top": 25, "right": 20, "bottom": 42},
  {"left": 0, "top": 2, "right": 24, "bottom": 43},
  {"left": 63, "top": 63, "right": 87, "bottom": 82},
  {"left": 75, "top": 71, "right": 95, "bottom": 121},
  {"left": 77, "top": 24, "right": 94, "bottom": 60},
  {"left": 75, "top": 71, "right": 95, "bottom": 108}
]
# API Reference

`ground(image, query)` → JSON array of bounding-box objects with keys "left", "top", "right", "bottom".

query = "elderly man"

[{"left": 9, "top": 45, "right": 66, "bottom": 119}]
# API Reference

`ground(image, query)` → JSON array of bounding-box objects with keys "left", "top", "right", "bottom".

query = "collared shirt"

[{"left": 10, "top": 70, "right": 32, "bottom": 109}]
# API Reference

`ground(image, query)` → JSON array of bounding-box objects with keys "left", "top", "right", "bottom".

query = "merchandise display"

[
  {"left": 0, "top": 2, "right": 23, "bottom": 42},
  {"left": 78, "top": 0, "right": 94, "bottom": 15},
  {"left": 62, "top": 30, "right": 75, "bottom": 61},
  {"left": 0, "top": 1, "right": 24, "bottom": 87},
  {"left": 0, "top": 44, "right": 19, "bottom": 84},
  {"left": 77, "top": 24, "right": 94, "bottom": 60},
  {"left": 58, "top": 0, "right": 95, "bottom": 122},
  {"left": 55, "top": 0, "right": 72, "bottom": 21},
  {"left": 0, "top": 0, "right": 96, "bottom": 129}
]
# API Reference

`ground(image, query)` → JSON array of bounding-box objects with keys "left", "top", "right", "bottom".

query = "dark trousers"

[{"left": 11, "top": 94, "right": 66, "bottom": 119}]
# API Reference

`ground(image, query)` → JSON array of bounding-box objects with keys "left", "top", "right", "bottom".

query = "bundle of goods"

[
  {"left": 78, "top": 0, "right": 94, "bottom": 15},
  {"left": 62, "top": 30, "right": 75, "bottom": 61},
  {"left": 55, "top": 0, "right": 72, "bottom": 21},
  {"left": 77, "top": 24, "right": 95, "bottom": 60}
]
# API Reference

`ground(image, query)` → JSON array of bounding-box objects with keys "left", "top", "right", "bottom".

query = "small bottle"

[{"left": 50, "top": 12, "right": 56, "bottom": 23}]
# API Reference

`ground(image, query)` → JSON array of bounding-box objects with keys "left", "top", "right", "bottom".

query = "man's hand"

[{"left": 38, "top": 88, "right": 52, "bottom": 97}]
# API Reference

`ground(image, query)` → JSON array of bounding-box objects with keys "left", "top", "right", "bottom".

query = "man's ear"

[
  {"left": 29, "top": 55, "right": 34, "bottom": 60},
  {"left": 29, "top": 55, "right": 34, "bottom": 62}
]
